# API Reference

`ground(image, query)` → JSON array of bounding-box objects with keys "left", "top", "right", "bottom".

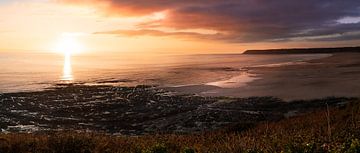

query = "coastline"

[
  {"left": 163, "top": 53, "right": 347, "bottom": 100},
  {"left": 205, "top": 53, "right": 360, "bottom": 100},
  {"left": 0, "top": 53, "right": 359, "bottom": 139},
  {"left": 2, "top": 53, "right": 357, "bottom": 101}
]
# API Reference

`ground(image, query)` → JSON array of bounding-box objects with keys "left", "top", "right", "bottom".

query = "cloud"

[
  {"left": 94, "top": 29, "right": 220, "bottom": 39},
  {"left": 61, "top": 0, "right": 360, "bottom": 43},
  {"left": 95, "top": 29, "right": 203, "bottom": 37}
]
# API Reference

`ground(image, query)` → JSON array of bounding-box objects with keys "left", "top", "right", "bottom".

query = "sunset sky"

[{"left": 1, "top": 0, "right": 360, "bottom": 54}]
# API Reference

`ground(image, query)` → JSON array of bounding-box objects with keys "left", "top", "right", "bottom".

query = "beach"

[{"left": 166, "top": 53, "right": 360, "bottom": 100}]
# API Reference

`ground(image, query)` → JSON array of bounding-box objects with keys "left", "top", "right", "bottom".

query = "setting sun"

[
  {"left": 52, "top": 33, "right": 83, "bottom": 82},
  {"left": 54, "top": 34, "right": 84, "bottom": 55}
]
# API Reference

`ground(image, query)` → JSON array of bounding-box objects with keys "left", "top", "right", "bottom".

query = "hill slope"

[
  {"left": 243, "top": 46, "right": 360, "bottom": 54},
  {"left": 0, "top": 98, "right": 359, "bottom": 153}
]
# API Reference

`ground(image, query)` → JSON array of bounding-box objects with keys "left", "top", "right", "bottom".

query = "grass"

[{"left": 0, "top": 99, "right": 359, "bottom": 153}]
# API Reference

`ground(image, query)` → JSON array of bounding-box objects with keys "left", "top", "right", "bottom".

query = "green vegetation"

[{"left": 0, "top": 99, "right": 359, "bottom": 153}]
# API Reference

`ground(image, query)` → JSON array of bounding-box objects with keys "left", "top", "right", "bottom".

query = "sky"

[{"left": 0, "top": 0, "right": 360, "bottom": 54}]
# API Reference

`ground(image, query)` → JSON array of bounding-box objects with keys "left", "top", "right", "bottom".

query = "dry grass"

[{"left": 0, "top": 100, "right": 359, "bottom": 153}]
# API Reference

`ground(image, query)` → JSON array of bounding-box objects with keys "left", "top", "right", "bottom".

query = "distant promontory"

[{"left": 243, "top": 46, "right": 360, "bottom": 54}]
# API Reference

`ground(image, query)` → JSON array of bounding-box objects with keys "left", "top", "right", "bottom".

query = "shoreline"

[
  {"left": 1, "top": 52, "right": 358, "bottom": 101},
  {"left": 0, "top": 53, "right": 331, "bottom": 94},
  {"left": 163, "top": 53, "right": 337, "bottom": 100}
]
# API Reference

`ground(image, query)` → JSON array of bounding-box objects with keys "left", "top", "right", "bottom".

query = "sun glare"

[
  {"left": 55, "top": 34, "right": 84, "bottom": 55},
  {"left": 54, "top": 34, "right": 84, "bottom": 82}
]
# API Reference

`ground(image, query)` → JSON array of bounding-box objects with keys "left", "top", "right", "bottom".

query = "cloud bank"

[{"left": 62, "top": 0, "right": 360, "bottom": 43}]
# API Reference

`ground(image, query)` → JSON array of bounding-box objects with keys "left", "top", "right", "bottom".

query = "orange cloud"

[
  {"left": 94, "top": 29, "right": 226, "bottom": 42},
  {"left": 59, "top": 0, "right": 360, "bottom": 43}
]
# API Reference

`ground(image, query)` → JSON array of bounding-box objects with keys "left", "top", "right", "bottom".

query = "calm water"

[{"left": 0, "top": 51, "right": 330, "bottom": 93}]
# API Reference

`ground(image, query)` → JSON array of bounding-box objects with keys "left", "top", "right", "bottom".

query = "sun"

[
  {"left": 54, "top": 34, "right": 84, "bottom": 55},
  {"left": 53, "top": 33, "right": 84, "bottom": 82}
]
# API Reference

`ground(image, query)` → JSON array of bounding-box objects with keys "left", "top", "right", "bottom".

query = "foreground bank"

[
  {"left": 0, "top": 97, "right": 358, "bottom": 152},
  {"left": 0, "top": 85, "right": 355, "bottom": 135}
]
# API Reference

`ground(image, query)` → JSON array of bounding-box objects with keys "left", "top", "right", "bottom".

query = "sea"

[{"left": 0, "top": 51, "right": 330, "bottom": 93}]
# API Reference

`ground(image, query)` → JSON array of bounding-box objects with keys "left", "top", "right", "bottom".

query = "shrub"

[
  {"left": 346, "top": 139, "right": 360, "bottom": 153},
  {"left": 182, "top": 147, "right": 196, "bottom": 153}
]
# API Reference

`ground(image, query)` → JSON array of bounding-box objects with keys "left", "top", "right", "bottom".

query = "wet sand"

[{"left": 166, "top": 53, "right": 360, "bottom": 100}]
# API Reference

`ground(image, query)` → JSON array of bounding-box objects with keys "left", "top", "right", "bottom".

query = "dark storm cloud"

[{"left": 63, "top": 0, "right": 360, "bottom": 43}]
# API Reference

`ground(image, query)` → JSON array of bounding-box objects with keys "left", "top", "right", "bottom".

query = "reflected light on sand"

[
  {"left": 61, "top": 52, "right": 73, "bottom": 81},
  {"left": 206, "top": 72, "right": 259, "bottom": 88}
]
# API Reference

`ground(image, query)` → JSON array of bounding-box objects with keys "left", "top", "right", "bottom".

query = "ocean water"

[{"left": 0, "top": 51, "right": 330, "bottom": 93}]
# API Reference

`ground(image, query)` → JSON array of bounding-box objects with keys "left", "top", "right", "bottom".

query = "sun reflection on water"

[
  {"left": 61, "top": 52, "right": 73, "bottom": 82},
  {"left": 55, "top": 33, "right": 84, "bottom": 82}
]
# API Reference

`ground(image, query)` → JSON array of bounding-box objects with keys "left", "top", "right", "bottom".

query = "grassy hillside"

[{"left": 0, "top": 99, "right": 359, "bottom": 153}]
